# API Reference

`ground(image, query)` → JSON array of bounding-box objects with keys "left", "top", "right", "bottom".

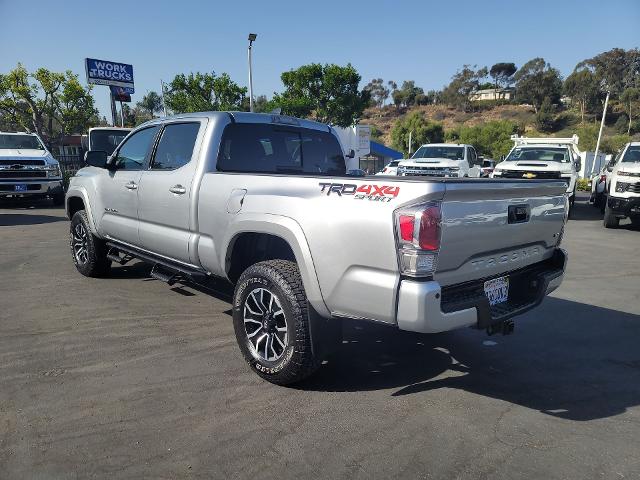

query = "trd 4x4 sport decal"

[{"left": 319, "top": 183, "right": 400, "bottom": 202}]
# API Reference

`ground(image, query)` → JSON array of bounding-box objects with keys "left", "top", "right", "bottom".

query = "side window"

[
  {"left": 150, "top": 123, "right": 200, "bottom": 170},
  {"left": 467, "top": 147, "right": 476, "bottom": 167},
  {"left": 217, "top": 124, "right": 345, "bottom": 175},
  {"left": 113, "top": 126, "right": 159, "bottom": 170}
]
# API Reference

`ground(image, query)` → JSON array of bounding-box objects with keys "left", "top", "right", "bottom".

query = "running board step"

[
  {"left": 150, "top": 264, "right": 181, "bottom": 286},
  {"left": 106, "top": 248, "right": 133, "bottom": 265}
]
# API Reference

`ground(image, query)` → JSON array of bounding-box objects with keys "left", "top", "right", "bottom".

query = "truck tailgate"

[{"left": 434, "top": 180, "right": 567, "bottom": 286}]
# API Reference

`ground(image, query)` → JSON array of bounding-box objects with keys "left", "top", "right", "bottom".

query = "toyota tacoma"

[{"left": 65, "top": 112, "right": 569, "bottom": 385}]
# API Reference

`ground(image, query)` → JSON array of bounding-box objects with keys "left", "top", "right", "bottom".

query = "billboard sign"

[
  {"left": 85, "top": 58, "right": 134, "bottom": 89},
  {"left": 356, "top": 125, "right": 371, "bottom": 155}
]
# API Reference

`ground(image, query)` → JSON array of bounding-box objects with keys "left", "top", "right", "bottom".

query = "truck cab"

[
  {"left": 397, "top": 143, "right": 482, "bottom": 178},
  {"left": 0, "top": 132, "right": 64, "bottom": 205},
  {"left": 603, "top": 141, "right": 640, "bottom": 228},
  {"left": 492, "top": 135, "right": 581, "bottom": 209}
]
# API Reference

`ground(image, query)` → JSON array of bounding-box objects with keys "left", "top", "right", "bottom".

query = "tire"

[
  {"left": 603, "top": 204, "right": 620, "bottom": 229},
  {"left": 232, "top": 260, "right": 320, "bottom": 385},
  {"left": 52, "top": 192, "right": 65, "bottom": 207},
  {"left": 69, "top": 210, "right": 111, "bottom": 277}
]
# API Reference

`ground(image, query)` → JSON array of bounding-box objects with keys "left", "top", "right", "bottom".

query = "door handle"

[
  {"left": 169, "top": 185, "right": 186, "bottom": 195},
  {"left": 125, "top": 181, "right": 138, "bottom": 190}
]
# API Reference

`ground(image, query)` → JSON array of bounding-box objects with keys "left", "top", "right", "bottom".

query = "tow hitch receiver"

[{"left": 487, "top": 319, "right": 515, "bottom": 336}]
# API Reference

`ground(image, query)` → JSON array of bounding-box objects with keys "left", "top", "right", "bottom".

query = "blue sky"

[{"left": 1, "top": 0, "right": 638, "bottom": 118}]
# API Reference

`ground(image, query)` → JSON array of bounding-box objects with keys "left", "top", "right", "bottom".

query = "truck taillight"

[{"left": 394, "top": 202, "right": 441, "bottom": 276}]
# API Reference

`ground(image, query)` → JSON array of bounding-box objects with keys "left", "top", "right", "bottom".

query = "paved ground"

[{"left": 0, "top": 194, "right": 639, "bottom": 479}]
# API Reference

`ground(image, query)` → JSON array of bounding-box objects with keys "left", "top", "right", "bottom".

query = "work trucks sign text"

[{"left": 85, "top": 58, "right": 134, "bottom": 89}]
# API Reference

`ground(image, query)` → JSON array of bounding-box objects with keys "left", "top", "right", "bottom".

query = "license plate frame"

[
  {"left": 14, "top": 184, "right": 27, "bottom": 192},
  {"left": 484, "top": 275, "right": 509, "bottom": 306}
]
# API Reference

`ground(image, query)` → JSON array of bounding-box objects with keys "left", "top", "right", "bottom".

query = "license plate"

[
  {"left": 484, "top": 276, "right": 509, "bottom": 306},
  {"left": 14, "top": 184, "right": 27, "bottom": 192}
]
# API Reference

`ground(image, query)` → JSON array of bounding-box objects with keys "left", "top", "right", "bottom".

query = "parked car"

[
  {"left": 0, "top": 132, "right": 64, "bottom": 205},
  {"left": 492, "top": 136, "right": 580, "bottom": 211},
  {"left": 376, "top": 160, "right": 401, "bottom": 175},
  {"left": 602, "top": 142, "right": 640, "bottom": 228},
  {"left": 481, "top": 159, "right": 496, "bottom": 177},
  {"left": 397, "top": 144, "right": 482, "bottom": 178},
  {"left": 66, "top": 112, "right": 568, "bottom": 385}
]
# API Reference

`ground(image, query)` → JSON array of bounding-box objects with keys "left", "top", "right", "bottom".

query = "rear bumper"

[
  {"left": 396, "top": 248, "right": 567, "bottom": 334},
  {"left": 607, "top": 195, "right": 640, "bottom": 217},
  {"left": 0, "top": 179, "right": 63, "bottom": 196}
]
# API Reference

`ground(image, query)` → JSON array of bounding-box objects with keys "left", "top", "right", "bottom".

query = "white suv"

[
  {"left": 397, "top": 144, "right": 482, "bottom": 178},
  {"left": 603, "top": 142, "right": 640, "bottom": 228}
]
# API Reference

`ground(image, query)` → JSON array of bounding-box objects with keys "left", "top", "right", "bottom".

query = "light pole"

[{"left": 248, "top": 33, "right": 257, "bottom": 112}]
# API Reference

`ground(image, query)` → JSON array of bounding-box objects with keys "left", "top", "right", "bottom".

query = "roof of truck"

[{"left": 140, "top": 111, "right": 332, "bottom": 132}]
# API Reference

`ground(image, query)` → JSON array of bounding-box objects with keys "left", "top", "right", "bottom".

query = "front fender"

[
  {"left": 222, "top": 213, "right": 330, "bottom": 318},
  {"left": 65, "top": 186, "right": 100, "bottom": 237}
]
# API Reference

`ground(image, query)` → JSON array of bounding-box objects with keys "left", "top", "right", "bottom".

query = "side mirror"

[
  {"left": 606, "top": 164, "right": 614, "bottom": 173},
  {"left": 84, "top": 150, "right": 108, "bottom": 168},
  {"left": 574, "top": 160, "right": 582, "bottom": 171},
  {"left": 500, "top": 155, "right": 505, "bottom": 161},
  {"left": 345, "top": 149, "right": 356, "bottom": 159}
]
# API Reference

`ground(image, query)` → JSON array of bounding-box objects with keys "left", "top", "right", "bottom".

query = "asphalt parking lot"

[{"left": 1, "top": 193, "right": 639, "bottom": 479}]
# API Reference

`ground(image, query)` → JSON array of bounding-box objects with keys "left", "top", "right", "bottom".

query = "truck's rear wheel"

[
  {"left": 603, "top": 204, "right": 620, "bottom": 229},
  {"left": 69, "top": 210, "right": 111, "bottom": 277},
  {"left": 232, "top": 260, "right": 320, "bottom": 385}
]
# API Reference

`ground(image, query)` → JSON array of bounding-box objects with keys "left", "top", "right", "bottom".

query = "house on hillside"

[{"left": 469, "top": 88, "right": 514, "bottom": 101}]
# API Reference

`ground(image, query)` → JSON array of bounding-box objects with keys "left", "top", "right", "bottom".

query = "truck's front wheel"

[
  {"left": 69, "top": 210, "right": 111, "bottom": 277},
  {"left": 232, "top": 260, "right": 320, "bottom": 385},
  {"left": 603, "top": 204, "right": 620, "bottom": 229}
]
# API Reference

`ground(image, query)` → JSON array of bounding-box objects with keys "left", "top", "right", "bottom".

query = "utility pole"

[
  {"left": 160, "top": 79, "right": 168, "bottom": 117},
  {"left": 593, "top": 90, "right": 610, "bottom": 175},
  {"left": 110, "top": 91, "right": 117, "bottom": 126},
  {"left": 408, "top": 131, "right": 413, "bottom": 156},
  {"left": 119, "top": 101, "right": 125, "bottom": 127},
  {"left": 248, "top": 33, "right": 257, "bottom": 112}
]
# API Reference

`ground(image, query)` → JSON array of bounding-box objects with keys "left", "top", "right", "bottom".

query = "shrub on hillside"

[
  {"left": 391, "top": 112, "right": 444, "bottom": 155},
  {"left": 456, "top": 120, "right": 520, "bottom": 159}
]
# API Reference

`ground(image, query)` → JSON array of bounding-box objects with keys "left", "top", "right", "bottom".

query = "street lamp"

[{"left": 248, "top": 33, "right": 257, "bottom": 112}]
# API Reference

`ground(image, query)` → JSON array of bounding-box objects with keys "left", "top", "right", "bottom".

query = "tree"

[
  {"left": 579, "top": 48, "right": 638, "bottom": 97},
  {"left": 390, "top": 111, "right": 444, "bottom": 155},
  {"left": 164, "top": 71, "right": 246, "bottom": 114},
  {"left": 456, "top": 120, "right": 519, "bottom": 159},
  {"left": 535, "top": 97, "right": 555, "bottom": 132},
  {"left": 489, "top": 62, "right": 517, "bottom": 92},
  {"left": 0, "top": 64, "right": 97, "bottom": 146},
  {"left": 364, "top": 78, "right": 390, "bottom": 108},
  {"left": 513, "top": 58, "right": 562, "bottom": 112},
  {"left": 272, "top": 63, "right": 370, "bottom": 127},
  {"left": 137, "top": 91, "right": 163, "bottom": 118},
  {"left": 564, "top": 68, "right": 600, "bottom": 123},
  {"left": 620, "top": 87, "right": 640, "bottom": 135},
  {"left": 442, "top": 65, "right": 488, "bottom": 111}
]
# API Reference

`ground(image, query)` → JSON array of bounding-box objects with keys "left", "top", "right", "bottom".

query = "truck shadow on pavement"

[
  {"left": 297, "top": 297, "right": 640, "bottom": 422},
  {"left": 0, "top": 213, "right": 66, "bottom": 226}
]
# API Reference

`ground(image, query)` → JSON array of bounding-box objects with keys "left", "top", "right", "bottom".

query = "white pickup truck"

[
  {"left": 397, "top": 143, "right": 482, "bottom": 178},
  {"left": 603, "top": 142, "right": 640, "bottom": 228},
  {"left": 492, "top": 136, "right": 581, "bottom": 210},
  {"left": 66, "top": 112, "right": 569, "bottom": 385}
]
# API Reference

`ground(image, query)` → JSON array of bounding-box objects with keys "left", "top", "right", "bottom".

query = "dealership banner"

[{"left": 85, "top": 58, "right": 134, "bottom": 89}]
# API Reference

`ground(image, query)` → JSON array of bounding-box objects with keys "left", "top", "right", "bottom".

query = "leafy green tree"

[
  {"left": 456, "top": 120, "right": 519, "bottom": 159},
  {"left": 620, "top": 87, "right": 640, "bottom": 135},
  {"left": 600, "top": 134, "right": 632, "bottom": 154},
  {"left": 442, "top": 65, "right": 488, "bottom": 111},
  {"left": 0, "top": 64, "right": 97, "bottom": 145},
  {"left": 137, "top": 91, "right": 163, "bottom": 118},
  {"left": 535, "top": 97, "right": 555, "bottom": 132},
  {"left": 513, "top": 58, "right": 562, "bottom": 111},
  {"left": 391, "top": 111, "right": 444, "bottom": 155},
  {"left": 164, "top": 71, "right": 246, "bottom": 114},
  {"left": 272, "top": 63, "right": 369, "bottom": 127},
  {"left": 489, "top": 62, "right": 517, "bottom": 90},
  {"left": 578, "top": 48, "right": 638, "bottom": 97},
  {"left": 564, "top": 68, "right": 600, "bottom": 122},
  {"left": 253, "top": 94, "right": 275, "bottom": 113},
  {"left": 575, "top": 123, "right": 599, "bottom": 151}
]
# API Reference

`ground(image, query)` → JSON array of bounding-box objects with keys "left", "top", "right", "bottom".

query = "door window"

[
  {"left": 468, "top": 147, "right": 477, "bottom": 167},
  {"left": 113, "top": 126, "right": 160, "bottom": 170},
  {"left": 150, "top": 123, "right": 200, "bottom": 170}
]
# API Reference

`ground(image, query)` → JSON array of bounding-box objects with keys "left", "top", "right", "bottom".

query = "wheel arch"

[
  {"left": 222, "top": 214, "right": 330, "bottom": 318},
  {"left": 65, "top": 187, "right": 99, "bottom": 235}
]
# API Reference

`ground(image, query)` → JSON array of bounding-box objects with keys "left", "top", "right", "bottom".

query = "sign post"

[{"left": 85, "top": 58, "right": 135, "bottom": 127}]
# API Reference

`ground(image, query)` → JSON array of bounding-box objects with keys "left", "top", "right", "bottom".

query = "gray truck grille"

[
  {"left": 0, "top": 160, "right": 46, "bottom": 166},
  {"left": 0, "top": 170, "right": 47, "bottom": 178},
  {"left": 501, "top": 170, "right": 561, "bottom": 179}
]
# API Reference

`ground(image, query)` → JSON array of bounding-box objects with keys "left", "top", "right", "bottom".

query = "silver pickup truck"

[{"left": 66, "top": 112, "right": 568, "bottom": 385}]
